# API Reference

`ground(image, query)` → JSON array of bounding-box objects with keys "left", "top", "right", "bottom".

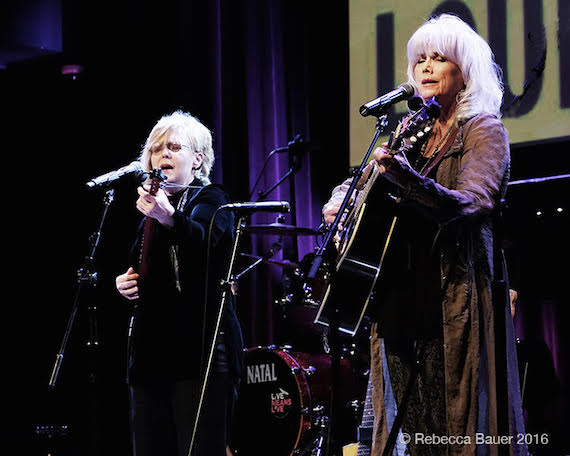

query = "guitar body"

[
  {"left": 343, "top": 443, "right": 358, "bottom": 456},
  {"left": 312, "top": 98, "right": 440, "bottom": 336},
  {"left": 314, "top": 178, "right": 401, "bottom": 335}
]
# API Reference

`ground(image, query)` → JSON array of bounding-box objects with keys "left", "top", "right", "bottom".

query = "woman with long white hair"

[{"left": 324, "top": 14, "right": 526, "bottom": 456}]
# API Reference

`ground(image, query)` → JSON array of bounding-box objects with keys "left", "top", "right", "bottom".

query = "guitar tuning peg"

[
  {"left": 417, "top": 131, "right": 424, "bottom": 138},
  {"left": 410, "top": 136, "right": 417, "bottom": 143}
]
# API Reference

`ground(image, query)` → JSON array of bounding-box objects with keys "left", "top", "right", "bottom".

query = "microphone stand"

[
  {"left": 188, "top": 215, "right": 247, "bottom": 456},
  {"left": 304, "top": 115, "right": 389, "bottom": 456},
  {"left": 254, "top": 138, "right": 305, "bottom": 374},
  {"left": 305, "top": 115, "right": 387, "bottom": 282},
  {"left": 492, "top": 199, "right": 510, "bottom": 456},
  {"left": 48, "top": 188, "right": 115, "bottom": 456},
  {"left": 256, "top": 134, "right": 304, "bottom": 205},
  {"left": 257, "top": 135, "right": 304, "bottom": 260}
]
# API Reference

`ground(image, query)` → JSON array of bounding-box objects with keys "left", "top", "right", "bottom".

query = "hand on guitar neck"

[
  {"left": 116, "top": 168, "right": 167, "bottom": 302},
  {"left": 136, "top": 183, "right": 176, "bottom": 228},
  {"left": 373, "top": 144, "right": 420, "bottom": 190}
]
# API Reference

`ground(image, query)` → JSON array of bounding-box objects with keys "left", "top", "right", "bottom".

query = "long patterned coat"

[{"left": 328, "top": 113, "right": 527, "bottom": 456}]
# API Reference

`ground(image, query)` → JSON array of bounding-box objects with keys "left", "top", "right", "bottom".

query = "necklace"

[{"left": 414, "top": 125, "right": 455, "bottom": 176}]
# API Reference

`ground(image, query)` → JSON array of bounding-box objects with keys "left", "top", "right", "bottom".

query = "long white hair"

[
  {"left": 406, "top": 14, "right": 504, "bottom": 125},
  {"left": 139, "top": 110, "right": 215, "bottom": 184}
]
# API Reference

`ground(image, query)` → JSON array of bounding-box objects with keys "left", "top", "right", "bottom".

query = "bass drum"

[{"left": 230, "top": 347, "right": 355, "bottom": 456}]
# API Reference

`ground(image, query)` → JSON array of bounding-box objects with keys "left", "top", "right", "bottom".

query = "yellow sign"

[{"left": 349, "top": 0, "right": 570, "bottom": 166}]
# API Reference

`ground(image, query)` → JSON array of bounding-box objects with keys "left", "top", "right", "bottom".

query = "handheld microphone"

[
  {"left": 220, "top": 201, "right": 291, "bottom": 214},
  {"left": 359, "top": 82, "right": 415, "bottom": 117},
  {"left": 86, "top": 161, "right": 144, "bottom": 188}
]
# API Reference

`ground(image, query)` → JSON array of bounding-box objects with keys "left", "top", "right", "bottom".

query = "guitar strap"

[{"left": 170, "top": 183, "right": 208, "bottom": 293}]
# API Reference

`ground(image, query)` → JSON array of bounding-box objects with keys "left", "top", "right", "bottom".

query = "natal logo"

[{"left": 247, "top": 363, "right": 278, "bottom": 384}]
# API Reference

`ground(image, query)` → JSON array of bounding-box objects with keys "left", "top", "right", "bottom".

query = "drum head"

[{"left": 231, "top": 348, "right": 311, "bottom": 456}]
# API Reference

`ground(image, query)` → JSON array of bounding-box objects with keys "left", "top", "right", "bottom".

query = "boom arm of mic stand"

[
  {"left": 306, "top": 115, "right": 388, "bottom": 282},
  {"left": 257, "top": 167, "right": 295, "bottom": 201}
]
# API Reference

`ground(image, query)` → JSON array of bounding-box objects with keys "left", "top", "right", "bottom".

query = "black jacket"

[{"left": 127, "top": 179, "right": 244, "bottom": 386}]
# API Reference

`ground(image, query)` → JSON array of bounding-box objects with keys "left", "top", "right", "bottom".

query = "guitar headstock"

[
  {"left": 146, "top": 168, "right": 166, "bottom": 197},
  {"left": 391, "top": 97, "right": 441, "bottom": 150}
]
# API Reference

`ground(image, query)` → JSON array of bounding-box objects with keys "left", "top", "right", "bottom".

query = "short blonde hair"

[
  {"left": 139, "top": 110, "right": 215, "bottom": 184},
  {"left": 406, "top": 14, "right": 504, "bottom": 125}
]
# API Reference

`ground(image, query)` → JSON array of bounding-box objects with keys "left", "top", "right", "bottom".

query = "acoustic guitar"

[{"left": 312, "top": 98, "right": 441, "bottom": 336}]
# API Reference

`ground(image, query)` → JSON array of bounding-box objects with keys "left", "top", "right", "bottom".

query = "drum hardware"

[
  {"left": 293, "top": 415, "right": 329, "bottom": 456},
  {"left": 235, "top": 242, "right": 284, "bottom": 284},
  {"left": 240, "top": 252, "right": 300, "bottom": 271},
  {"left": 346, "top": 342, "right": 358, "bottom": 357},
  {"left": 276, "top": 293, "right": 294, "bottom": 305},
  {"left": 231, "top": 347, "right": 357, "bottom": 456},
  {"left": 293, "top": 365, "right": 317, "bottom": 377},
  {"left": 305, "top": 365, "right": 317, "bottom": 376},
  {"left": 312, "top": 405, "right": 325, "bottom": 415},
  {"left": 298, "top": 254, "right": 330, "bottom": 308},
  {"left": 309, "top": 415, "right": 329, "bottom": 456},
  {"left": 246, "top": 222, "right": 319, "bottom": 237}
]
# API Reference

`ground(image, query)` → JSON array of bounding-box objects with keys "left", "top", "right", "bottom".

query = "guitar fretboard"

[{"left": 357, "top": 376, "right": 374, "bottom": 456}]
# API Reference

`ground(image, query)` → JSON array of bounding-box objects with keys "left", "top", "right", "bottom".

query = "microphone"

[
  {"left": 220, "top": 201, "right": 291, "bottom": 214},
  {"left": 86, "top": 161, "right": 145, "bottom": 188},
  {"left": 359, "top": 82, "right": 415, "bottom": 117},
  {"left": 407, "top": 96, "right": 425, "bottom": 111},
  {"left": 272, "top": 134, "right": 305, "bottom": 154}
]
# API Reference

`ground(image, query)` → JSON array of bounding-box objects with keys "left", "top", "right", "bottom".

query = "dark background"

[{"left": 1, "top": 1, "right": 568, "bottom": 455}]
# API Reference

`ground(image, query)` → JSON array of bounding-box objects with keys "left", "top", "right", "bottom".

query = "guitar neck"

[
  {"left": 137, "top": 217, "right": 155, "bottom": 280},
  {"left": 342, "top": 376, "right": 374, "bottom": 456},
  {"left": 136, "top": 168, "right": 164, "bottom": 281}
]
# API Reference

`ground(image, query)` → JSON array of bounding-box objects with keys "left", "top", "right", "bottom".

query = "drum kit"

[{"left": 229, "top": 220, "right": 370, "bottom": 456}]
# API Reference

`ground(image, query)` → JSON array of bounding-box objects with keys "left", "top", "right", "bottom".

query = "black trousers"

[{"left": 129, "top": 349, "right": 236, "bottom": 456}]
